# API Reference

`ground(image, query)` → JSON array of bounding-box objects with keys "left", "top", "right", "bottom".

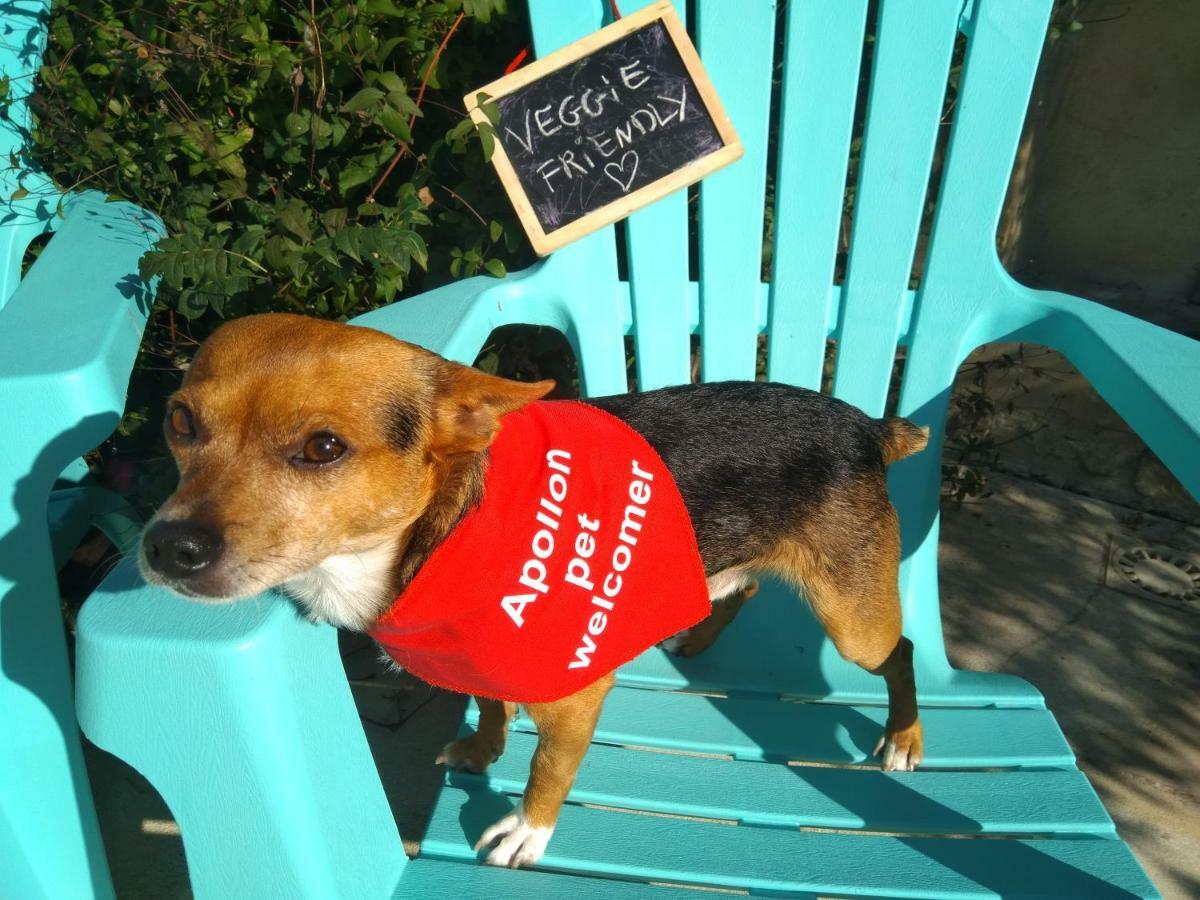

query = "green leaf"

[
  {"left": 321, "top": 207, "right": 349, "bottom": 233},
  {"left": 218, "top": 177, "right": 249, "bottom": 200},
  {"left": 364, "top": 0, "right": 409, "bottom": 16},
  {"left": 405, "top": 231, "right": 428, "bottom": 270},
  {"left": 342, "top": 86, "right": 385, "bottom": 113},
  {"left": 389, "top": 90, "right": 420, "bottom": 119},
  {"left": 478, "top": 122, "right": 495, "bottom": 162},
  {"left": 51, "top": 15, "right": 75, "bottom": 51},
  {"left": 334, "top": 226, "right": 364, "bottom": 263},
  {"left": 264, "top": 234, "right": 300, "bottom": 271},
  {"left": 214, "top": 126, "right": 254, "bottom": 178},
  {"left": 85, "top": 128, "right": 114, "bottom": 153},
  {"left": 175, "top": 288, "right": 211, "bottom": 320},
  {"left": 488, "top": 219, "right": 503, "bottom": 242},
  {"left": 279, "top": 203, "right": 313, "bottom": 242},
  {"left": 339, "top": 155, "right": 380, "bottom": 191},
  {"left": 374, "top": 71, "right": 406, "bottom": 94},
  {"left": 417, "top": 50, "right": 442, "bottom": 90},
  {"left": 376, "top": 36, "right": 405, "bottom": 64},
  {"left": 379, "top": 105, "right": 412, "bottom": 141},
  {"left": 483, "top": 258, "right": 506, "bottom": 278},
  {"left": 285, "top": 111, "right": 310, "bottom": 137}
]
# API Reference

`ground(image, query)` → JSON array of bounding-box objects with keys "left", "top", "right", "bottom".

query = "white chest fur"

[{"left": 283, "top": 543, "right": 399, "bottom": 630}]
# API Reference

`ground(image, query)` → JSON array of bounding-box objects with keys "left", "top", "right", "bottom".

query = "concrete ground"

[
  {"left": 939, "top": 475, "right": 1200, "bottom": 898},
  {"left": 84, "top": 347, "right": 1200, "bottom": 899}
]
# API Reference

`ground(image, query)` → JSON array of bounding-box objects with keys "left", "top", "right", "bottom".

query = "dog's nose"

[{"left": 142, "top": 520, "right": 224, "bottom": 579}]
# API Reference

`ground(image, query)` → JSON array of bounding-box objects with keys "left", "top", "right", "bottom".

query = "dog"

[{"left": 139, "top": 313, "right": 928, "bottom": 868}]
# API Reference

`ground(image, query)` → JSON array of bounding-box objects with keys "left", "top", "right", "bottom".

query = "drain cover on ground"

[{"left": 1110, "top": 544, "right": 1200, "bottom": 602}]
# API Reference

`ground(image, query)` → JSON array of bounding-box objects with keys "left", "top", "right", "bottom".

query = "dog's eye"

[
  {"left": 294, "top": 432, "right": 347, "bottom": 467},
  {"left": 166, "top": 404, "right": 196, "bottom": 440}
]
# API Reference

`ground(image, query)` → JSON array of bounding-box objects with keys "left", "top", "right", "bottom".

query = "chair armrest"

[
  {"left": 0, "top": 189, "right": 164, "bottom": 474},
  {"left": 76, "top": 562, "right": 407, "bottom": 899},
  {"left": 1012, "top": 284, "right": 1200, "bottom": 502}
]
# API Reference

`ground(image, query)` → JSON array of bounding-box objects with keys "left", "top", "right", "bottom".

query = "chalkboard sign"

[{"left": 465, "top": 1, "right": 741, "bottom": 256}]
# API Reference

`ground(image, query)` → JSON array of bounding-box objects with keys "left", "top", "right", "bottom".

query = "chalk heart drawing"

[{"left": 604, "top": 151, "right": 639, "bottom": 193}]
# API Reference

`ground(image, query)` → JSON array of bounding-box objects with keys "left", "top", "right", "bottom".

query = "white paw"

[
  {"left": 473, "top": 803, "right": 554, "bottom": 868},
  {"left": 659, "top": 630, "right": 690, "bottom": 654},
  {"left": 873, "top": 735, "right": 921, "bottom": 772}
]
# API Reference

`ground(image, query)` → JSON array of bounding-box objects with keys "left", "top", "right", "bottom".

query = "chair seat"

[
  {"left": 616, "top": 578, "right": 1046, "bottom": 708},
  {"left": 418, "top": 689, "right": 1157, "bottom": 898},
  {"left": 468, "top": 687, "right": 1076, "bottom": 769},
  {"left": 397, "top": 856, "right": 700, "bottom": 898}
]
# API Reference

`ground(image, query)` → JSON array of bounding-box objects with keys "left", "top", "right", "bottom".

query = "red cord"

[
  {"left": 609, "top": 0, "right": 622, "bottom": 19},
  {"left": 503, "top": 46, "right": 530, "bottom": 74}
]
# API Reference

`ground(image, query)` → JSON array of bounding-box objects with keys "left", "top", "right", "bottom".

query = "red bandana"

[{"left": 369, "top": 401, "right": 709, "bottom": 703}]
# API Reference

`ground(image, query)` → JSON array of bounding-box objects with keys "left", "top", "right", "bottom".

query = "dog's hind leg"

[
  {"left": 767, "top": 488, "right": 923, "bottom": 771},
  {"left": 802, "top": 570, "right": 921, "bottom": 770}
]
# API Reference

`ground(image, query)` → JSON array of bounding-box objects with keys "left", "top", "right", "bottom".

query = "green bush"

[
  {"left": 27, "top": 0, "right": 528, "bottom": 327},
  {"left": 15, "top": 0, "right": 532, "bottom": 511}
]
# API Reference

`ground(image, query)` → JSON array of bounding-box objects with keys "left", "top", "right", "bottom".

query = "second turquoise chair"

[{"left": 74, "top": 0, "right": 1196, "bottom": 897}]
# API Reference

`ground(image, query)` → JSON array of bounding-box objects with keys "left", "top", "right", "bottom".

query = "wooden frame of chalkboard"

[{"left": 464, "top": 1, "right": 742, "bottom": 256}]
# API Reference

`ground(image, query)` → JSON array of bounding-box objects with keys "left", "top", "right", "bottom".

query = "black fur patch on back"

[
  {"left": 587, "top": 382, "right": 888, "bottom": 574},
  {"left": 383, "top": 396, "right": 425, "bottom": 450}
]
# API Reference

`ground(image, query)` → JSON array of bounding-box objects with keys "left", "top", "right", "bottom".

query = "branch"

[{"left": 365, "top": 11, "right": 465, "bottom": 204}]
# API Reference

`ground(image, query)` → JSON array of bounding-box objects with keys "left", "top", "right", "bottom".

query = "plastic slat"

[
  {"left": 525, "top": 1, "right": 603, "bottom": 65},
  {"left": 917, "top": 1, "right": 1055, "bottom": 286},
  {"left": 626, "top": 198, "right": 691, "bottom": 391},
  {"left": 696, "top": 0, "right": 776, "bottom": 382},
  {"left": 832, "top": 0, "right": 961, "bottom": 416},
  {"left": 398, "top": 857, "right": 698, "bottom": 899},
  {"left": 469, "top": 685, "right": 1074, "bottom": 769},
  {"left": 423, "top": 787, "right": 1159, "bottom": 899},
  {"left": 451, "top": 731, "right": 1114, "bottom": 837},
  {"left": 887, "top": 2, "right": 1055, "bottom": 646},
  {"left": 767, "top": 0, "right": 869, "bottom": 390},
  {"left": 520, "top": 3, "right": 629, "bottom": 398},
  {"left": 621, "top": 0, "right": 693, "bottom": 392}
]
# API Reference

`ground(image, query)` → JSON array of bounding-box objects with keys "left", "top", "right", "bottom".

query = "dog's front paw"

[
  {"left": 873, "top": 721, "right": 924, "bottom": 772},
  {"left": 474, "top": 803, "right": 554, "bottom": 868},
  {"left": 436, "top": 735, "right": 502, "bottom": 774}
]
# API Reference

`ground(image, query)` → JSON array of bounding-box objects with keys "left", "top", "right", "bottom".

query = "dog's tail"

[{"left": 881, "top": 417, "right": 930, "bottom": 465}]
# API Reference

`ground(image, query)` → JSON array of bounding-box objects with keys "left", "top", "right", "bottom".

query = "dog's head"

[{"left": 138, "top": 313, "right": 552, "bottom": 623}]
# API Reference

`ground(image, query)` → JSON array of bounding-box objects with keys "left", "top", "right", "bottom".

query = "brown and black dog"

[{"left": 139, "top": 313, "right": 927, "bottom": 868}]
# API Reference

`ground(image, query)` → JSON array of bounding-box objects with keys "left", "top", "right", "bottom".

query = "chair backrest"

[
  {"left": 521, "top": 0, "right": 1053, "bottom": 672},
  {"left": 0, "top": 0, "right": 58, "bottom": 309},
  {"left": 0, "top": 0, "right": 49, "bottom": 164}
]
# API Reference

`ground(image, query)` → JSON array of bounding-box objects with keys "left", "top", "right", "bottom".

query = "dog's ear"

[{"left": 431, "top": 361, "right": 554, "bottom": 455}]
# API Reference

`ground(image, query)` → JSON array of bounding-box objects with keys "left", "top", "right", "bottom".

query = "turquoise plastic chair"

[
  {"left": 74, "top": 0, "right": 1197, "bottom": 897},
  {"left": 0, "top": 1, "right": 164, "bottom": 897}
]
